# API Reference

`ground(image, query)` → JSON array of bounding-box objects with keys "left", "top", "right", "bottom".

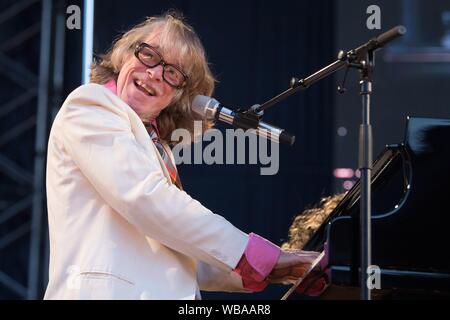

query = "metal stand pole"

[
  {"left": 28, "top": 0, "right": 52, "bottom": 300},
  {"left": 82, "top": 0, "right": 95, "bottom": 84},
  {"left": 358, "top": 51, "right": 374, "bottom": 300}
]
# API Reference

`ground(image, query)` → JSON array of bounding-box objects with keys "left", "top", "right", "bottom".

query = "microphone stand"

[
  {"left": 358, "top": 49, "right": 374, "bottom": 301},
  {"left": 254, "top": 26, "right": 406, "bottom": 300}
]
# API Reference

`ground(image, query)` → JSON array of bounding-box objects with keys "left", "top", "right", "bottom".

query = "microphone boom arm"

[{"left": 255, "top": 25, "right": 406, "bottom": 113}]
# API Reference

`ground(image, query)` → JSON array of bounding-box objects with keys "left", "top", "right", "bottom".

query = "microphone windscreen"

[{"left": 192, "top": 95, "right": 219, "bottom": 118}]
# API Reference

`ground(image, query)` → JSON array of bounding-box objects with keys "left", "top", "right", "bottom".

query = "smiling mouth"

[{"left": 134, "top": 79, "right": 156, "bottom": 96}]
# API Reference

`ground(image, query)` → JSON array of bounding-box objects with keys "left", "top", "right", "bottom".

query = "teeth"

[{"left": 136, "top": 80, "right": 155, "bottom": 96}]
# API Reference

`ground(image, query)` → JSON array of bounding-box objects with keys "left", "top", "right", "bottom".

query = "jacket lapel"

[{"left": 104, "top": 88, "right": 174, "bottom": 185}]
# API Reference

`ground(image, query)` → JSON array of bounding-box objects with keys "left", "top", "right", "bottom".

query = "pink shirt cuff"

[{"left": 233, "top": 233, "right": 281, "bottom": 292}]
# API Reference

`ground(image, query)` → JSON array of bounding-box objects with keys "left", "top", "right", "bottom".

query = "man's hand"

[{"left": 266, "top": 249, "right": 321, "bottom": 284}]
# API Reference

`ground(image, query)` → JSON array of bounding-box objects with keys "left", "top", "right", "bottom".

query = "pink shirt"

[
  {"left": 103, "top": 79, "right": 280, "bottom": 291},
  {"left": 233, "top": 233, "right": 280, "bottom": 291}
]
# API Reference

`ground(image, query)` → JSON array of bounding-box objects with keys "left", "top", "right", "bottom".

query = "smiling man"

[{"left": 44, "top": 12, "right": 322, "bottom": 300}]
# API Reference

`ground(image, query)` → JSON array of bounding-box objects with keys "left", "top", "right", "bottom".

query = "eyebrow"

[
  {"left": 142, "top": 42, "right": 186, "bottom": 72},
  {"left": 145, "top": 42, "right": 160, "bottom": 50}
]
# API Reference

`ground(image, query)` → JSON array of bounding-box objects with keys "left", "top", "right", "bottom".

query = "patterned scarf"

[{"left": 143, "top": 121, "right": 183, "bottom": 190}]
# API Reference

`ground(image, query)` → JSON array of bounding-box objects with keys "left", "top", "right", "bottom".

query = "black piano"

[{"left": 302, "top": 116, "right": 450, "bottom": 299}]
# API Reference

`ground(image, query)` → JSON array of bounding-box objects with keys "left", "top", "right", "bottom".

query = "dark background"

[{"left": 1, "top": 0, "right": 449, "bottom": 299}]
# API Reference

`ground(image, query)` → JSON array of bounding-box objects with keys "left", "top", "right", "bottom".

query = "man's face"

[{"left": 116, "top": 33, "right": 178, "bottom": 121}]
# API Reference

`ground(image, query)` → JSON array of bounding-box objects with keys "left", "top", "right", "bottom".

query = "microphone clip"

[{"left": 233, "top": 104, "right": 264, "bottom": 130}]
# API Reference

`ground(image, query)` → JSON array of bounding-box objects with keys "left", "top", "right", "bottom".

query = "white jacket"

[{"left": 44, "top": 83, "right": 250, "bottom": 300}]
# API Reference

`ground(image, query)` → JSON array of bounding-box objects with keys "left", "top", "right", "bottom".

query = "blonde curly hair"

[
  {"left": 90, "top": 11, "right": 214, "bottom": 144},
  {"left": 282, "top": 193, "right": 346, "bottom": 250}
]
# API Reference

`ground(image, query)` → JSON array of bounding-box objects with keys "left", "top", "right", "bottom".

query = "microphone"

[{"left": 192, "top": 95, "right": 295, "bottom": 146}]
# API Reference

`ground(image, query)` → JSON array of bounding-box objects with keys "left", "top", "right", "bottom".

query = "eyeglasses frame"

[{"left": 134, "top": 42, "right": 188, "bottom": 90}]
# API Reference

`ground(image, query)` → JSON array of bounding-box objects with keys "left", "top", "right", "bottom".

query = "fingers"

[
  {"left": 275, "top": 250, "right": 321, "bottom": 269},
  {"left": 271, "top": 264, "right": 309, "bottom": 278},
  {"left": 267, "top": 264, "right": 311, "bottom": 284},
  {"left": 267, "top": 250, "right": 324, "bottom": 285},
  {"left": 296, "top": 270, "right": 330, "bottom": 296}
]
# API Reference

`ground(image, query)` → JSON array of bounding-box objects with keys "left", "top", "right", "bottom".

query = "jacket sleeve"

[
  {"left": 197, "top": 232, "right": 281, "bottom": 293},
  {"left": 57, "top": 84, "right": 249, "bottom": 273}
]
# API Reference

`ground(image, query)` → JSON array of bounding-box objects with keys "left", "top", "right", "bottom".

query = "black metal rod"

[
  {"left": 354, "top": 25, "right": 407, "bottom": 57},
  {"left": 359, "top": 73, "right": 373, "bottom": 300},
  {"left": 257, "top": 60, "right": 346, "bottom": 113},
  {"left": 256, "top": 25, "right": 406, "bottom": 114},
  {"left": 28, "top": 0, "right": 52, "bottom": 300}
]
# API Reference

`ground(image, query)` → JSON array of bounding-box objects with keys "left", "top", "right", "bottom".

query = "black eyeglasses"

[{"left": 134, "top": 43, "right": 188, "bottom": 89}]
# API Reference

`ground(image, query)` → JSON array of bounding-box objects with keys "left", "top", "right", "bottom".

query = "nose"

[{"left": 146, "top": 64, "right": 163, "bottom": 82}]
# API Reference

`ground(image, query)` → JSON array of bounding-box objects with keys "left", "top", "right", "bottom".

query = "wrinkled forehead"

[{"left": 142, "top": 29, "right": 191, "bottom": 72}]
